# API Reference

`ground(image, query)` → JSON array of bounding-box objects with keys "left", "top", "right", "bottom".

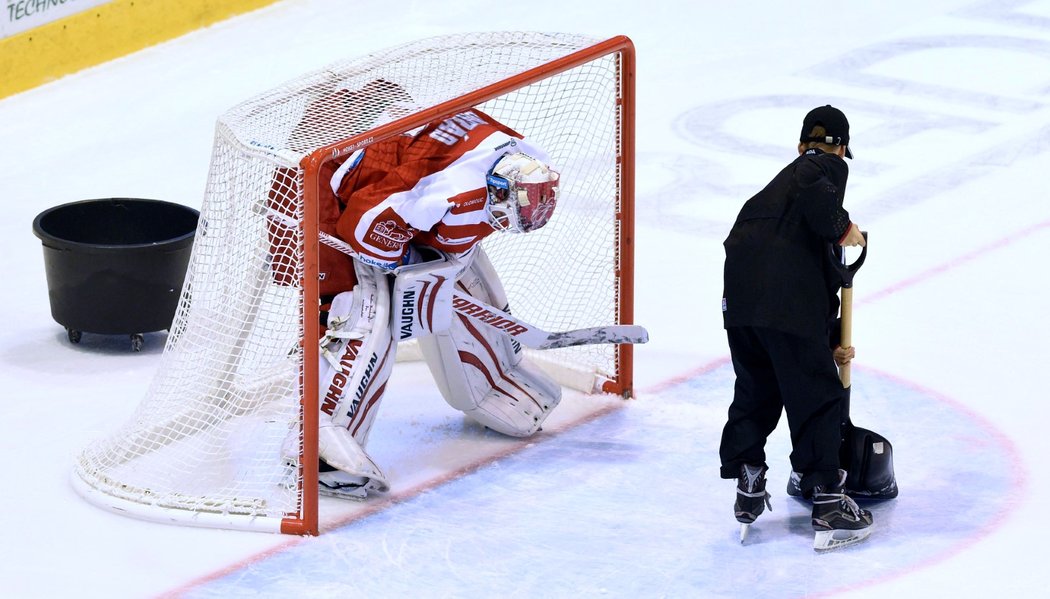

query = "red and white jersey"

[{"left": 333, "top": 109, "right": 550, "bottom": 270}]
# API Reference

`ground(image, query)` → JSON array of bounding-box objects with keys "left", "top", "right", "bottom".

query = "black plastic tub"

[{"left": 32, "top": 198, "right": 199, "bottom": 350}]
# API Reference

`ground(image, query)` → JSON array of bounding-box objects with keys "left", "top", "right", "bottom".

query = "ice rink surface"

[{"left": 2, "top": 1, "right": 1049, "bottom": 597}]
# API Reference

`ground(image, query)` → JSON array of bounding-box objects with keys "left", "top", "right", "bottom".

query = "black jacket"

[{"left": 722, "top": 149, "right": 852, "bottom": 340}]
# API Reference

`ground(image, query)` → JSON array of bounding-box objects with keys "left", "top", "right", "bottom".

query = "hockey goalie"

[{"left": 278, "top": 82, "right": 578, "bottom": 499}]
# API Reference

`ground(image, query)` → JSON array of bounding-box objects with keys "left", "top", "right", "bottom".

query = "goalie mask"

[{"left": 485, "top": 152, "right": 560, "bottom": 233}]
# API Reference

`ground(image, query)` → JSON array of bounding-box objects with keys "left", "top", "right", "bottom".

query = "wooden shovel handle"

[
  {"left": 839, "top": 286, "right": 853, "bottom": 388},
  {"left": 834, "top": 231, "right": 866, "bottom": 389}
]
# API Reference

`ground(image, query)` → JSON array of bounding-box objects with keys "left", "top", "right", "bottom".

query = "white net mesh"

[{"left": 73, "top": 32, "right": 630, "bottom": 531}]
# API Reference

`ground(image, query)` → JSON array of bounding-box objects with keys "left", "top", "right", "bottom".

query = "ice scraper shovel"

[
  {"left": 833, "top": 232, "right": 867, "bottom": 388},
  {"left": 787, "top": 233, "right": 897, "bottom": 499},
  {"left": 831, "top": 233, "right": 898, "bottom": 499}
]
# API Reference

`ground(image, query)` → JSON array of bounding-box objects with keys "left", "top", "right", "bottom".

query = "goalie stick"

[
  {"left": 266, "top": 210, "right": 649, "bottom": 350},
  {"left": 448, "top": 288, "right": 648, "bottom": 350}
]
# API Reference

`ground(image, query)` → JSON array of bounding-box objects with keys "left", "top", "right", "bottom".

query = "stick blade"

[{"left": 537, "top": 325, "right": 649, "bottom": 350}]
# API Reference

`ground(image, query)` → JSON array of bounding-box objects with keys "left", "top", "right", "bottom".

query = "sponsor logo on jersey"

[
  {"left": 372, "top": 220, "right": 413, "bottom": 244},
  {"left": 366, "top": 208, "right": 413, "bottom": 251},
  {"left": 356, "top": 254, "right": 398, "bottom": 270},
  {"left": 455, "top": 195, "right": 487, "bottom": 210}
]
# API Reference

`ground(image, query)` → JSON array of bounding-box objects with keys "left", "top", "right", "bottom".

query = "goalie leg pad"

[
  {"left": 419, "top": 248, "right": 561, "bottom": 437},
  {"left": 419, "top": 319, "right": 561, "bottom": 436},
  {"left": 313, "top": 262, "right": 396, "bottom": 492}
]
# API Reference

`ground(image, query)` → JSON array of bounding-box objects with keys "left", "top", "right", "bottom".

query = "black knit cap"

[{"left": 800, "top": 105, "right": 853, "bottom": 159}]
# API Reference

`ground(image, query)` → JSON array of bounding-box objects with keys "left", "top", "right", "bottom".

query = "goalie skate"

[{"left": 318, "top": 459, "right": 370, "bottom": 500}]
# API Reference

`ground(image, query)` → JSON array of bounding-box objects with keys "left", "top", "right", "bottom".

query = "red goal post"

[{"left": 72, "top": 32, "right": 636, "bottom": 536}]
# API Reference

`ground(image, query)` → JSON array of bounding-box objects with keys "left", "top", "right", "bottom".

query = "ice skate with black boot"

[
  {"left": 735, "top": 463, "right": 772, "bottom": 543},
  {"left": 812, "top": 470, "right": 873, "bottom": 551}
]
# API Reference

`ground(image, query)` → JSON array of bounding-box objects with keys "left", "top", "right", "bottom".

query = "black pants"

[{"left": 719, "top": 326, "right": 846, "bottom": 494}]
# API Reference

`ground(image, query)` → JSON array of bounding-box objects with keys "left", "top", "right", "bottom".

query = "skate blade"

[
  {"left": 813, "top": 526, "right": 872, "bottom": 551},
  {"left": 740, "top": 523, "right": 750, "bottom": 544},
  {"left": 318, "top": 484, "right": 368, "bottom": 501}
]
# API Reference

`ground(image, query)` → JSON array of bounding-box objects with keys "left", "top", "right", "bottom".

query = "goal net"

[{"left": 72, "top": 31, "right": 636, "bottom": 534}]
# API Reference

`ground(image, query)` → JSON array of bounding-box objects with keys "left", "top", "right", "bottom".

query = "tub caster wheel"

[
  {"left": 67, "top": 328, "right": 82, "bottom": 344},
  {"left": 131, "top": 333, "right": 144, "bottom": 352}
]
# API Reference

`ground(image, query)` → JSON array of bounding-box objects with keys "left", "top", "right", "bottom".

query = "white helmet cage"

[{"left": 485, "top": 152, "right": 560, "bottom": 233}]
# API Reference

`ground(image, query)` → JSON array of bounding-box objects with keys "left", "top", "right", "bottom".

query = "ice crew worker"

[{"left": 718, "top": 105, "right": 873, "bottom": 547}]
